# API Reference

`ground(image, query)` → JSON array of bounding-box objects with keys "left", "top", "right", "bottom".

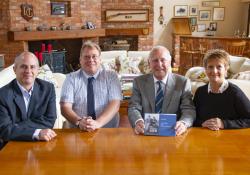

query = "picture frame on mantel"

[
  {"left": 105, "top": 9, "right": 149, "bottom": 22},
  {"left": 174, "top": 5, "right": 188, "bottom": 17},
  {"left": 197, "top": 24, "right": 206, "bottom": 32},
  {"left": 213, "top": 7, "right": 225, "bottom": 21}
]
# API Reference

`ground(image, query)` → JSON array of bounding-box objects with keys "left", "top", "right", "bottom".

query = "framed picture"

[
  {"left": 174, "top": 5, "right": 188, "bottom": 17},
  {"left": 209, "top": 22, "right": 217, "bottom": 31},
  {"left": 199, "top": 10, "right": 211, "bottom": 21},
  {"left": 105, "top": 9, "right": 149, "bottom": 22},
  {"left": 189, "top": 17, "right": 197, "bottom": 26},
  {"left": 213, "top": 7, "right": 225, "bottom": 21},
  {"left": 51, "top": 2, "right": 67, "bottom": 15},
  {"left": 202, "top": 1, "right": 220, "bottom": 7},
  {"left": 189, "top": 5, "right": 198, "bottom": 16},
  {"left": 197, "top": 24, "right": 206, "bottom": 32}
]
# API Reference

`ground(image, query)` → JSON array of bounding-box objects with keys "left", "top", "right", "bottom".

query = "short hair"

[
  {"left": 80, "top": 40, "right": 101, "bottom": 58},
  {"left": 148, "top": 45, "right": 172, "bottom": 61},
  {"left": 203, "top": 49, "right": 230, "bottom": 69},
  {"left": 14, "top": 51, "right": 39, "bottom": 67}
]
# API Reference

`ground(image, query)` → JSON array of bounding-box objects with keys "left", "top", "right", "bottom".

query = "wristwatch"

[{"left": 75, "top": 118, "right": 83, "bottom": 128}]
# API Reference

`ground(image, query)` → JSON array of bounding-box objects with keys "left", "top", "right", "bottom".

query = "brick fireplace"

[{"left": 0, "top": 0, "right": 153, "bottom": 68}]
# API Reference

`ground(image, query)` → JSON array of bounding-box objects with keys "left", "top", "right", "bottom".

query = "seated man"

[
  {"left": 128, "top": 45, "right": 196, "bottom": 136},
  {"left": 60, "top": 41, "right": 122, "bottom": 131},
  {"left": 0, "top": 52, "right": 57, "bottom": 149}
]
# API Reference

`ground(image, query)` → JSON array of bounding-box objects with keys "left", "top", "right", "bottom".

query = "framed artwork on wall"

[
  {"left": 199, "top": 10, "right": 211, "bottom": 21},
  {"left": 189, "top": 5, "right": 198, "bottom": 16},
  {"left": 174, "top": 5, "right": 188, "bottom": 17},
  {"left": 105, "top": 9, "right": 149, "bottom": 22},
  {"left": 197, "top": 24, "right": 206, "bottom": 32},
  {"left": 51, "top": 2, "right": 67, "bottom": 15},
  {"left": 213, "top": 7, "right": 225, "bottom": 21},
  {"left": 202, "top": 1, "right": 220, "bottom": 7},
  {"left": 189, "top": 17, "right": 197, "bottom": 26}
]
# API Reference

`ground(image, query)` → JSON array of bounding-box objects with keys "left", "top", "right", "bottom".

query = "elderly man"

[
  {"left": 128, "top": 45, "right": 196, "bottom": 136},
  {"left": 60, "top": 41, "right": 122, "bottom": 131},
  {"left": 0, "top": 52, "right": 57, "bottom": 149}
]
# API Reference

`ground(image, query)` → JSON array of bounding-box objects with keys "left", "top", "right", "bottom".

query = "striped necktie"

[
  {"left": 155, "top": 81, "right": 164, "bottom": 113},
  {"left": 87, "top": 77, "right": 96, "bottom": 119}
]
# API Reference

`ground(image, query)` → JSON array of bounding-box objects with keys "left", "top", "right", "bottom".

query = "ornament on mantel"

[{"left": 21, "top": 3, "right": 34, "bottom": 21}]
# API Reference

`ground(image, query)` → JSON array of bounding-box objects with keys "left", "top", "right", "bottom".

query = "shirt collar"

[
  {"left": 16, "top": 81, "right": 34, "bottom": 96},
  {"left": 81, "top": 68, "right": 101, "bottom": 79},
  {"left": 153, "top": 73, "right": 168, "bottom": 85},
  {"left": 208, "top": 80, "right": 229, "bottom": 94}
]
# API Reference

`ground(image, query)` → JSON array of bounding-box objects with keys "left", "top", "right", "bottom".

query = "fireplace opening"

[{"left": 28, "top": 39, "right": 82, "bottom": 72}]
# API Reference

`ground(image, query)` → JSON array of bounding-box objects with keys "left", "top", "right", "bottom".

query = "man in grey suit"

[{"left": 128, "top": 45, "right": 196, "bottom": 136}]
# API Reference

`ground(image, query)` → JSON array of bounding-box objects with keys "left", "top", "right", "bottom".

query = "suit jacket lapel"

[
  {"left": 13, "top": 81, "right": 27, "bottom": 120},
  {"left": 145, "top": 74, "right": 155, "bottom": 112},
  {"left": 162, "top": 73, "right": 175, "bottom": 112},
  {"left": 27, "top": 81, "right": 38, "bottom": 118}
]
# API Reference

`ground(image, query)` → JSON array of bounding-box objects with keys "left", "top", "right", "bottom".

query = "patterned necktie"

[
  {"left": 87, "top": 77, "right": 96, "bottom": 119},
  {"left": 155, "top": 81, "right": 164, "bottom": 113}
]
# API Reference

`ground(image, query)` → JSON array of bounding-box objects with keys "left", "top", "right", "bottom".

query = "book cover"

[{"left": 144, "top": 113, "right": 176, "bottom": 136}]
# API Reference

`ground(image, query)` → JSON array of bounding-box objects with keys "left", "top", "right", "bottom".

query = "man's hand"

[
  {"left": 79, "top": 117, "right": 101, "bottom": 132},
  {"left": 175, "top": 121, "right": 187, "bottom": 136},
  {"left": 202, "top": 118, "right": 224, "bottom": 131},
  {"left": 39, "top": 129, "right": 57, "bottom": 141},
  {"left": 134, "top": 120, "right": 145, "bottom": 135}
]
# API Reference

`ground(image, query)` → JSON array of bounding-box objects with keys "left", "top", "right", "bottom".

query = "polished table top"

[{"left": 1, "top": 128, "right": 250, "bottom": 175}]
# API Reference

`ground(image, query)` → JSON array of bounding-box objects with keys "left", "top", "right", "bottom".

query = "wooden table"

[{"left": 1, "top": 128, "right": 250, "bottom": 174}]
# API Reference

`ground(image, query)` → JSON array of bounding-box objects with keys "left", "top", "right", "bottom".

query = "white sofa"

[
  {"left": 0, "top": 50, "right": 151, "bottom": 128},
  {"left": 185, "top": 55, "right": 250, "bottom": 99}
]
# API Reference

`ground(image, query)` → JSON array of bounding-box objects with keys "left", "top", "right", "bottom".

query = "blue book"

[{"left": 144, "top": 113, "right": 176, "bottom": 136}]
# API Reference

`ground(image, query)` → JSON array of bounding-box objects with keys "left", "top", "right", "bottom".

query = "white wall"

[{"left": 154, "top": 0, "right": 248, "bottom": 52}]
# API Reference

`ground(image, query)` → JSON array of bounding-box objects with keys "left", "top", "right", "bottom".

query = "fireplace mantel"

[
  {"left": 8, "top": 28, "right": 149, "bottom": 41},
  {"left": 8, "top": 29, "right": 106, "bottom": 41}
]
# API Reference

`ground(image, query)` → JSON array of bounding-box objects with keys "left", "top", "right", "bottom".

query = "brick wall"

[{"left": 0, "top": 0, "right": 153, "bottom": 67}]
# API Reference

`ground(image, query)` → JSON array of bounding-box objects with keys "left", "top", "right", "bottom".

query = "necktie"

[
  {"left": 87, "top": 77, "right": 96, "bottom": 119},
  {"left": 155, "top": 81, "right": 164, "bottom": 113}
]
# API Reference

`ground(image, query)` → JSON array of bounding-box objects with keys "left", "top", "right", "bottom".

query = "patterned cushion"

[
  {"left": 138, "top": 57, "right": 151, "bottom": 74},
  {"left": 189, "top": 68, "right": 209, "bottom": 83},
  {"left": 37, "top": 64, "right": 58, "bottom": 87},
  {"left": 101, "top": 57, "right": 119, "bottom": 72},
  {"left": 119, "top": 56, "right": 142, "bottom": 74}
]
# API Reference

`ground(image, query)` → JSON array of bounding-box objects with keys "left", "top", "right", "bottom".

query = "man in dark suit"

[
  {"left": 128, "top": 46, "right": 196, "bottom": 136},
  {"left": 0, "top": 51, "right": 57, "bottom": 149}
]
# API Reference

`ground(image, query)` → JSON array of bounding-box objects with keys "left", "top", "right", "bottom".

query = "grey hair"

[
  {"left": 148, "top": 45, "right": 172, "bottom": 61},
  {"left": 80, "top": 40, "right": 101, "bottom": 58},
  {"left": 14, "top": 51, "right": 39, "bottom": 66}
]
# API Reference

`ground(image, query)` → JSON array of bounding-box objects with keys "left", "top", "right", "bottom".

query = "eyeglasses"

[{"left": 83, "top": 55, "right": 99, "bottom": 60}]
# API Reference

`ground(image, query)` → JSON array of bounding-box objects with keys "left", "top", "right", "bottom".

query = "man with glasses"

[
  {"left": 60, "top": 41, "right": 122, "bottom": 131},
  {"left": 128, "top": 45, "right": 196, "bottom": 136}
]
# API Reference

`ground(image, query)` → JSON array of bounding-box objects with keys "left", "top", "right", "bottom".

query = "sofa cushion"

[
  {"left": 101, "top": 57, "right": 119, "bottom": 72},
  {"left": 229, "top": 55, "right": 246, "bottom": 74},
  {"left": 232, "top": 71, "right": 250, "bottom": 81},
  {"left": 188, "top": 67, "right": 208, "bottom": 83},
  {"left": 239, "top": 59, "right": 250, "bottom": 72},
  {"left": 119, "top": 56, "right": 142, "bottom": 74},
  {"left": 37, "top": 64, "right": 58, "bottom": 87},
  {"left": 100, "top": 50, "right": 127, "bottom": 60},
  {"left": 0, "top": 64, "right": 15, "bottom": 88}
]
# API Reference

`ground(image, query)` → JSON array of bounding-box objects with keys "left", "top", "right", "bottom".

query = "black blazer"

[{"left": 0, "top": 79, "right": 56, "bottom": 142}]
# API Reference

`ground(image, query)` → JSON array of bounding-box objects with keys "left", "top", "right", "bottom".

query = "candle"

[
  {"left": 41, "top": 43, "right": 46, "bottom": 52},
  {"left": 39, "top": 52, "right": 43, "bottom": 64},
  {"left": 34, "top": 51, "right": 39, "bottom": 59},
  {"left": 47, "top": 44, "right": 52, "bottom": 53}
]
